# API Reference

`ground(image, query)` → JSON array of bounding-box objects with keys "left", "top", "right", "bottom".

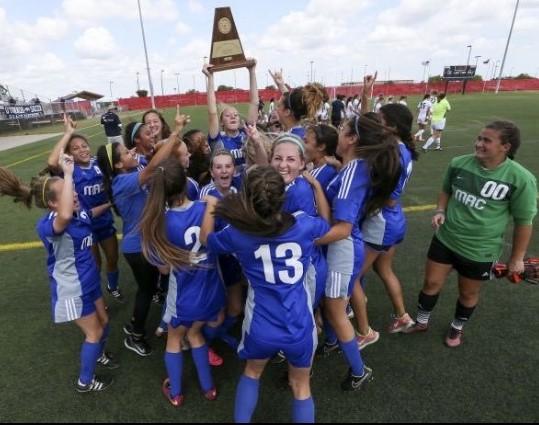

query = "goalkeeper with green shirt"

[{"left": 405, "top": 121, "right": 537, "bottom": 347}]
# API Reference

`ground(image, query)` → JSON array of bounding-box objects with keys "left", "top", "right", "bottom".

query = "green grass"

[{"left": 0, "top": 92, "right": 538, "bottom": 422}]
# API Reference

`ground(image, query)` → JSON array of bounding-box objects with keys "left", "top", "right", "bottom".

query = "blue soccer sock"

[
  {"left": 191, "top": 345, "right": 213, "bottom": 392},
  {"left": 164, "top": 351, "right": 183, "bottom": 397},
  {"left": 107, "top": 270, "right": 119, "bottom": 291},
  {"left": 293, "top": 397, "right": 315, "bottom": 423},
  {"left": 99, "top": 323, "right": 110, "bottom": 356},
  {"left": 339, "top": 338, "right": 364, "bottom": 377},
  {"left": 322, "top": 320, "right": 337, "bottom": 346},
  {"left": 234, "top": 374, "right": 260, "bottom": 423},
  {"left": 79, "top": 341, "right": 101, "bottom": 385}
]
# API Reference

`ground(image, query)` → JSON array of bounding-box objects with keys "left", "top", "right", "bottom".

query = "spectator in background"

[
  {"left": 331, "top": 94, "right": 345, "bottom": 128},
  {"left": 101, "top": 107, "right": 123, "bottom": 144}
]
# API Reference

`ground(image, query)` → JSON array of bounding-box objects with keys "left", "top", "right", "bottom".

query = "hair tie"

[
  {"left": 274, "top": 133, "right": 305, "bottom": 156},
  {"left": 42, "top": 177, "right": 51, "bottom": 206},
  {"left": 157, "top": 166, "right": 165, "bottom": 175},
  {"left": 105, "top": 143, "right": 113, "bottom": 168},
  {"left": 131, "top": 122, "right": 143, "bottom": 144}
]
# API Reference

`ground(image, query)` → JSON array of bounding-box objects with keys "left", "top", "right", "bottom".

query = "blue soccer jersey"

[
  {"left": 163, "top": 202, "right": 225, "bottom": 325},
  {"left": 72, "top": 159, "right": 115, "bottom": 235},
  {"left": 362, "top": 142, "right": 413, "bottom": 247},
  {"left": 325, "top": 159, "right": 371, "bottom": 298},
  {"left": 208, "top": 129, "right": 247, "bottom": 167},
  {"left": 282, "top": 176, "right": 317, "bottom": 216},
  {"left": 289, "top": 126, "right": 306, "bottom": 140},
  {"left": 135, "top": 153, "right": 148, "bottom": 170},
  {"left": 112, "top": 171, "right": 147, "bottom": 253},
  {"left": 36, "top": 210, "right": 101, "bottom": 322},
  {"left": 187, "top": 177, "right": 200, "bottom": 201},
  {"left": 310, "top": 163, "right": 338, "bottom": 195},
  {"left": 207, "top": 212, "right": 329, "bottom": 348}
]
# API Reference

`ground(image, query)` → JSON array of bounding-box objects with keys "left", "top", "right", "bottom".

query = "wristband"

[{"left": 434, "top": 209, "right": 445, "bottom": 215}]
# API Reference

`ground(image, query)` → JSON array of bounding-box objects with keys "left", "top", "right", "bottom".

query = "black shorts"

[{"left": 427, "top": 236, "right": 494, "bottom": 281}]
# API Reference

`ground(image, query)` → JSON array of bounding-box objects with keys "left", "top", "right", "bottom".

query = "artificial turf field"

[{"left": 0, "top": 92, "right": 538, "bottom": 422}]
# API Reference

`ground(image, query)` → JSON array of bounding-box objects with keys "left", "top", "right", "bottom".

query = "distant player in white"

[{"left": 414, "top": 94, "right": 432, "bottom": 142}]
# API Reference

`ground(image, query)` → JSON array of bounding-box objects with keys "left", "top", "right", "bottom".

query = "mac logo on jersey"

[
  {"left": 83, "top": 183, "right": 104, "bottom": 196},
  {"left": 81, "top": 234, "right": 93, "bottom": 250}
]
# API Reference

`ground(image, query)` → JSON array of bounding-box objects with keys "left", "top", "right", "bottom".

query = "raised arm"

[
  {"left": 360, "top": 72, "right": 377, "bottom": 115},
  {"left": 52, "top": 153, "right": 75, "bottom": 234},
  {"left": 302, "top": 171, "right": 330, "bottom": 222},
  {"left": 269, "top": 69, "right": 288, "bottom": 94},
  {"left": 246, "top": 59, "right": 259, "bottom": 125},
  {"left": 203, "top": 63, "right": 220, "bottom": 138},
  {"left": 47, "top": 114, "right": 76, "bottom": 172},
  {"left": 244, "top": 123, "right": 268, "bottom": 166},
  {"left": 139, "top": 105, "right": 188, "bottom": 185},
  {"left": 199, "top": 195, "right": 219, "bottom": 245}
]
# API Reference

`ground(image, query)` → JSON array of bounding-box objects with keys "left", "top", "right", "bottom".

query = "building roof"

[{"left": 55, "top": 91, "right": 104, "bottom": 101}]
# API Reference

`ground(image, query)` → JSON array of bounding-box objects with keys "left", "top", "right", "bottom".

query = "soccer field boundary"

[{"left": 0, "top": 203, "right": 436, "bottom": 252}]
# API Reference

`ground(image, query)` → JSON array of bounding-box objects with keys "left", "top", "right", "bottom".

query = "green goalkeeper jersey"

[{"left": 437, "top": 154, "right": 537, "bottom": 262}]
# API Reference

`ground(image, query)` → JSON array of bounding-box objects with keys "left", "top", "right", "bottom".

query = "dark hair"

[
  {"left": 65, "top": 133, "right": 90, "bottom": 156},
  {"left": 343, "top": 113, "right": 401, "bottom": 216},
  {"left": 142, "top": 109, "right": 171, "bottom": 139},
  {"left": 139, "top": 157, "right": 192, "bottom": 269},
  {"left": 0, "top": 167, "right": 60, "bottom": 209},
  {"left": 183, "top": 129, "right": 203, "bottom": 151},
  {"left": 96, "top": 142, "right": 122, "bottom": 214},
  {"left": 438, "top": 93, "right": 446, "bottom": 100},
  {"left": 124, "top": 122, "right": 146, "bottom": 149},
  {"left": 214, "top": 166, "right": 295, "bottom": 237},
  {"left": 380, "top": 103, "right": 418, "bottom": 160},
  {"left": 283, "top": 83, "right": 328, "bottom": 121},
  {"left": 422, "top": 94, "right": 430, "bottom": 100},
  {"left": 306, "top": 123, "right": 338, "bottom": 157},
  {"left": 484, "top": 120, "right": 521, "bottom": 159},
  {"left": 183, "top": 129, "right": 211, "bottom": 184}
]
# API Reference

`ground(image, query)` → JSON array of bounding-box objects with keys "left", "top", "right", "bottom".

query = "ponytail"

[
  {"left": 96, "top": 143, "right": 121, "bottom": 215},
  {"left": 140, "top": 158, "right": 193, "bottom": 270},
  {"left": 214, "top": 166, "right": 294, "bottom": 237},
  {"left": 0, "top": 167, "right": 60, "bottom": 209}
]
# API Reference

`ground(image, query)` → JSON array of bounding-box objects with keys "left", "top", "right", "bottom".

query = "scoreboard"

[{"left": 443, "top": 65, "right": 476, "bottom": 80}]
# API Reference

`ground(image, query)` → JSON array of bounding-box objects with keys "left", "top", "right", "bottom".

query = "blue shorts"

[
  {"left": 325, "top": 237, "right": 364, "bottom": 298},
  {"left": 52, "top": 285, "right": 102, "bottom": 324},
  {"left": 92, "top": 224, "right": 116, "bottom": 243},
  {"left": 168, "top": 311, "right": 220, "bottom": 329},
  {"left": 218, "top": 254, "right": 243, "bottom": 287},
  {"left": 238, "top": 327, "right": 317, "bottom": 368}
]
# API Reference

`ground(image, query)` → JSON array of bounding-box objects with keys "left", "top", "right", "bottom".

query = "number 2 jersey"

[
  {"left": 163, "top": 201, "right": 225, "bottom": 324},
  {"left": 437, "top": 154, "right": 537, "bottom": 262},
  {"left": 207, "top": 212, "right": 329, "bottom": 345}
]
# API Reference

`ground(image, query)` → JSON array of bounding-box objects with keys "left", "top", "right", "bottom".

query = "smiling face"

[
  {"left": 48, "top": 179, "right": 80, "bottom": 212},
  {"left": 210, "top": 153, "right": 235, "bottom": 192},
  {"left": 474, "top": 128, "right": 509, "bottom": 166},
  {"left": 304, "top": 128, "right": 323, "bottom": 163},
  {"left": 135, "top": 125, "right": 155, "bottom": 155},
  {"left": 336, "top": 120, "right": 356, "bottom": 159},
  {"left": 174, "top": 141, "right": 191, "bottom": 169},
  {"left": 270, "top": 142, "right": 305, "bottom": 184},
  {"left": 221, "top": 107, "right": 240, "bottom": 132},
  {"left": 143, "top": 112, "right": 163, "bottom": 140},
  {"left": 190, "top": 131, "right": 210, "bottom": 156},
  {"left": 115, "top": 144, "right": 139, "bottom": 171},
  {"left": 67, "top": 137, "right": 91, "bottom": 165}
]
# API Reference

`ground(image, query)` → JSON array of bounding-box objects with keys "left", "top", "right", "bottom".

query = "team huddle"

[{"left": 0, "top": 61, "right": 536, "bottom": 424}]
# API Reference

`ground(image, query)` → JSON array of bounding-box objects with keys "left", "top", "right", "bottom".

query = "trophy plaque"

[{"left": 209, "top": 7, "right": 248, "bottom": 72}]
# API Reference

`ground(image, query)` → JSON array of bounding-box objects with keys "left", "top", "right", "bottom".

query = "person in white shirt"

[{"left": 414, "top": 94, "right": 432, "bottom": 142}]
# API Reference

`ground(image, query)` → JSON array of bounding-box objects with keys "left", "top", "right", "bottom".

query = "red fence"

[{"left": 117, "top": 79, "right": 539, "bottom": 111}]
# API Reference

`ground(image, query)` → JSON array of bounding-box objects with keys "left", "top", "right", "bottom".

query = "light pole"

[
  {"left": 496, "top": 0, "right": 520, "bottom": 93},
  {"left": 137, "top": 0, "right": 155, "bottom": 108},
  {"left": 466, "top": 45, "right": 472, "bottom": 66},
  {"left": 160, "top": 70, "right": 164, "bottom": 96},
  {"left": 310, "top": 61, "right": 314, "bottom": 82},
  {"left": 474, "top": 55, "right": 481, "bottom": 68},
  {"left": 175, "top": 72, "right": 180, "bottom": 96},
  {"left": 136, "top": 72, "right": 140, "bottom": 91},
  {"left": 109, "top": 80, "right": 114, "bottom": 99},
  {"left": 422, "top": 60, "right": 430, "bottom": 92}
]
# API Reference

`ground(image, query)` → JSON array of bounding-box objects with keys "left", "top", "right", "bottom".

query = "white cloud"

[
  {"left": 74, "top": 27, "right": 118, "bottom": 59},
  {"left": 188, "top": 0, "right": 204, "bottom": 13},
  {"left": 175, "top": 20, "right": 191, "bottom": 35},
  {"left": 62, "top": 0, "right": 179, "bottom": 25}
]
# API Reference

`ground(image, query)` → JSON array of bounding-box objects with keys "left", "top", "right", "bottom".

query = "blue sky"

[{"left": 1, "top": 0, "right": 537, "bottom": 101}]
